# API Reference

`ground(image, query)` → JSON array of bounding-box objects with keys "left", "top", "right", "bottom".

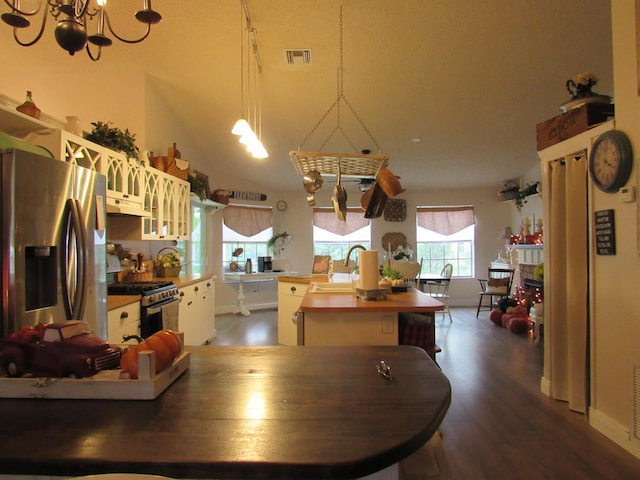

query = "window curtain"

[
  {"left": 547, "top": 153, "right": 589, "bottom": 413},
  {"left": 416, "top": 206, "right": 475, "bottom": 235},
  {"left": 313, "top": 208, "right": 370, "bottom": 236},
  {"left": 223, "top": 206, "right": 272, "bottom": 237}
]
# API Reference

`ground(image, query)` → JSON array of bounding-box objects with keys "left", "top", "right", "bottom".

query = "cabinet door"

[
  {"left": 107, "top": 302, "right": 141, "bottom": 344},
  {"left": 105, "top": 152, "right": 144, "bottom": 205},
  {"left": 277, "top": 282, "right": 308, "bottom": 345},
  {"left": 142, "top": 167, "right": 162, "bottom": 239},
  {"left": 179, "top": 278, "right": 215, "bottom": 345}
]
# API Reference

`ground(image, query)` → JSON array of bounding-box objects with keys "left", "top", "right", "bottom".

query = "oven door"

[{"left": 141, "top": 297, "right": 180, "bottom": 338}]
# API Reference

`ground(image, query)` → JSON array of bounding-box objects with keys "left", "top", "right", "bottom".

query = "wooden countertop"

[
  {"left": 277, "top": 274, "right": 329, "bottom": 284},
  {"left": 0, "top": 345, "right": 451, "bottom": 480},
  {"left": 107, "top": 274, "right": 215, "bottom": 311},
  {"left": 300, "top": 287, "right": 444, "bottom": 313}
]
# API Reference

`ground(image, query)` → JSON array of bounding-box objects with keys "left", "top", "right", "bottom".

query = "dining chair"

[
  {"left": 476, "top": 267, "right": 515, "bottom": 318},
  {"left": 424, "top": 263, "right": 453, "bottom": 322},
  {"left": 329, "top": 258, "right": 356, "bottom": 274},
  {"left": 390, "top": 259, "right": 423, "bottom": 287}
]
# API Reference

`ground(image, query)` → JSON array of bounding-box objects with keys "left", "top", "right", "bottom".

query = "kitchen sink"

[{"left": 311, "top": 282, "right": 354, "bottom": 293}]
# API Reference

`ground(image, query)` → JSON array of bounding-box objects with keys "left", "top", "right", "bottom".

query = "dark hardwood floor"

[{"left": 211, "top": 308, "right": 640, "bottom": 479}]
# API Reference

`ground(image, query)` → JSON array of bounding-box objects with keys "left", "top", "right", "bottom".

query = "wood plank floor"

[{"left": 211, "top": 308, "right": 640, "bottom": 479}]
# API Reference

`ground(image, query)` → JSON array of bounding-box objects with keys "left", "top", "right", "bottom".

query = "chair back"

[
  {"left": 484, "top": 268, "right": 514, "bottom": 296},
  {"left": 390, "top": 259, "right": 422, "bottom": 287},
  {"left": 425, "top": 263, "right": 452, "bottom": 298},
  {"left": 330, "top": 259, "right": 356, "bottom": 274}
]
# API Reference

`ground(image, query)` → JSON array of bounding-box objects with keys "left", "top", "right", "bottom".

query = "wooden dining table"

[{"left": 0, "top": 345, "right": 451, "bottom": 480}]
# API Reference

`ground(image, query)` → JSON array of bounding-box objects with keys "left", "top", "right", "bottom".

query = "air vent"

[{"left": 285, "top": 49, "right": 312, "bottom": 65}]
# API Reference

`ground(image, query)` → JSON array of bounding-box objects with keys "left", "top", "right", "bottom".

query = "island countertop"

[
  {"left": 300, "top": 286, "right": 444, "bottom": 313},
  {"left": 0, "top": 345, "right": 451, "bottom": 480}
]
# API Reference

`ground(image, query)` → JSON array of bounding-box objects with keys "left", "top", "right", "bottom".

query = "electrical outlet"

[{"left": 381, "top": 314, "right": 395, "bottom": 334}]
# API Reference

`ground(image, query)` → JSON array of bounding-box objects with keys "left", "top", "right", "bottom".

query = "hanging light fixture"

[
  {"left": 231, "top": 0, "right": 268, "bottom": 159},
  {"left": 1, "top": 0, "right": 161, "bottom": 61}
]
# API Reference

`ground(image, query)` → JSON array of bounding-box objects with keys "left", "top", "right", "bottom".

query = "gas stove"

[{"left": 107, "top": 281, "right": 180, "bottom": 307}]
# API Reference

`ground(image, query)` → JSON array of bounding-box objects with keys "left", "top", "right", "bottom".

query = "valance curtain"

[
  {"left": 313, "top": 208, "right": 370, "bottom": 236},
  {"left": 547, "top": 153, "right": 589, "bottom": 413},
  {"left": 223, "top": 206, "right": 272, "bottom": 237},
  {"left": 416, "top": 206, "right": 475, "bottom": 235}
]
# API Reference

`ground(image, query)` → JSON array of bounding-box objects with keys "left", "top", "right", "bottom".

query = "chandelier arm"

[
  {"left": 85, "top": 42, "right": 102, "bottom": 61},
  {"left": 11, "top": 7, "right": 48, "bottom": 47},
  {"left": 341, "top": 96, "right": 382, "bottom": 151},
  {"left": 298, "top": 98, "right": 339, "bottom": 149},
  {"left": 3, "top": 0, "right": 41, "bottom": 16},
  {"left": 104, "top": 11, "right": 152, "bottom": 44},
  {"left": 74, "top": 0, "right": 91, "bottom": 19}
]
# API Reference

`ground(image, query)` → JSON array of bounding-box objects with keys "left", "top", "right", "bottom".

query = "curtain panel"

[
  {"left": 223, "top": 206, "right": 272, "bottom": 237},
  {"left": 313, "top": 208, "right": 370, "bottom": 236},
  {"left": 416, "top": 206, "right": 476, "bottom": 235}
]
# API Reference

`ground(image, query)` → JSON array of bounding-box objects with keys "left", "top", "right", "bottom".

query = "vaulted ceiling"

[{"left": 1, "top": 0, "right": 614, "bottom": 192}]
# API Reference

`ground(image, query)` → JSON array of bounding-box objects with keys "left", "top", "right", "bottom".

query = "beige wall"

[{"left": 588, "top": 0, "right": 640, "bottom": 458}]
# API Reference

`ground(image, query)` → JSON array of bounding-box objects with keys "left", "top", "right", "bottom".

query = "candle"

[{"left": 359, "top": 250, "right": 379, "bottom": 291}]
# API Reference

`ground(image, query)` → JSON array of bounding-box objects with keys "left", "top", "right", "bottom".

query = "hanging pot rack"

[{"left": 290, "top": 5, "right": 389, "bottom": 180}]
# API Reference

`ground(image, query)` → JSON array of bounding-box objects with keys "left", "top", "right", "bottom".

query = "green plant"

[
  {"left": 84, "top": 121, "right": 139, "bottom": 159},
  {"left": 267, "top": 232, "right": 290, "bottom": 255},
  {"left": 381, "top": 266, "right": 402, "bottom": 280},
  {"left": 188, "top": 173, "right": 208, "bottom": 201},
  {"left": 512, "top": 181, "right": 540, "bottom": 212}
]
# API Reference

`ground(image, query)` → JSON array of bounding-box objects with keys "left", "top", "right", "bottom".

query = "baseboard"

[
  {"left": 588, "top": 407, "right": 640, "bottom": 458},
  {"left": 540, "top": 376, "right": 551, "bottom": 396},
  {"left": 216, "top": 303, "right": 277, "bottom": 315}
]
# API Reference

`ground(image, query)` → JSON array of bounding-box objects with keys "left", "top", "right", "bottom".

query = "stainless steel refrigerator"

[{"left": 1, "top": 144, "right": 108, "bottom": 339}]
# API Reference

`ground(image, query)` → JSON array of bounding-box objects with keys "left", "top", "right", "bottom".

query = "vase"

[
  {"left": 561, "top": 79, "right": 611, "bottom": 113},
  {"left": 16, "top": 90, "right": 41, "bottom": 119}
]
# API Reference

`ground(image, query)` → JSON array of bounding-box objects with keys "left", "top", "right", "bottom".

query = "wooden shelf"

[{"left": 190, "top": 193, "right": 226, "bottom": 211}]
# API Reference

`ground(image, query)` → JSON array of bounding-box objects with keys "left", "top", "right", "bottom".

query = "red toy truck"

[{"left": 0, "top": 320, "right": 122, "bottom": 378}]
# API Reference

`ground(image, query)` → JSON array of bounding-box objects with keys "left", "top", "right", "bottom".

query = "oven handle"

[{"left": 145, "top": 297, "right": 181, "bottom": 316}]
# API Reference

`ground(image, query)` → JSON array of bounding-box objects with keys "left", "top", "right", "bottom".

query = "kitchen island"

[
  {"left": 299, "top": 286, "right": 444, "bottom": 346},
  {"left": 0, "top": 345, "right": 451, "bottom": 480}
]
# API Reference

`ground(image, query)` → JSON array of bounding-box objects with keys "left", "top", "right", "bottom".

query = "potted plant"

[
  {"left": 84, "top": 121, "right": 139, "bottom": 159},
  {"left": 512, "top": 181, "right": 540, "bottom": 212},
  {"left": 188, "top": 173, "right": 209, "bottom": 201},
  {"left": 267, "top": 232, "right": 291, "bottom": 256}
]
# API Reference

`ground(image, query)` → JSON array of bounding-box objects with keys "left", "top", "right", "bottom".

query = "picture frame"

[{"left": 312, "top": 255, "right": 331, "bottom": 274}]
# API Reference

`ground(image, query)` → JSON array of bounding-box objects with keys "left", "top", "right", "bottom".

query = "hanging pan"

[
  {"left": 332, "top": 161, "right": 348, "bottom": 221},
  {"left": 303, "top": 170, "right": 324, "bottom": 193},
  {"left": 364, "top": 183, "right": 388, "bottom": 219}
]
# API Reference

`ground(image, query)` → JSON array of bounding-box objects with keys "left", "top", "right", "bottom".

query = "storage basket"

[
  {"left": 165, "top": 157, "right": 190, "bottom": 181},
  {"left": 156, "top": 247, "right": 182, "bottom": 278},
  {"left": 126, "top": 271, "right": 153, "bottom": 281}
]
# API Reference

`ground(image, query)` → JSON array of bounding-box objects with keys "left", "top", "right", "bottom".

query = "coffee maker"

[{"left": 258, "top": 256, "right": 272, "bottom": 272}]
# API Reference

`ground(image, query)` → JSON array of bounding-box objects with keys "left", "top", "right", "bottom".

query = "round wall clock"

[
  {"left": 589, "top": 130, "right": 633, "bottom": 193},
  {"left": 276, "top": 200, "right": 288, "bottom": 212}
]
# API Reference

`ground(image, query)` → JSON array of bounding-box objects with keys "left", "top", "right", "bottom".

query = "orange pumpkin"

[{"left": 120, "top": 330, "right": 182, "bottom": 379}]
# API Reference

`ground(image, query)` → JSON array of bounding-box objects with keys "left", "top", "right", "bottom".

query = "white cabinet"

[
  {"left": 178, "top": 277, "right": 216, "bottom": 345},
  {"left": 141, "top": 167, "right": 190, "bottom": 240},
  {"left": 277, "top": 281, "right": 308, "bottom": 345},
  {"left": 24, "top": 128, "right": 146, "bottom": 214},
  {"left": 107, "top": 301, "right": 141, "bottom": 344}
]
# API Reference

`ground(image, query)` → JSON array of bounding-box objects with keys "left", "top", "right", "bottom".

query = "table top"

[
  {"left": 0, "top": 345, "right": 451, "bottom": 480},
  {"left": 300, "top": 287, "right": 444, "bottom": 313}
]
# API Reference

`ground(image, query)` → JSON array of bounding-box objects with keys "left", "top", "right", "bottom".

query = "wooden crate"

[{"left": 536, "top": 103, "right": 614, "bottom": 151}]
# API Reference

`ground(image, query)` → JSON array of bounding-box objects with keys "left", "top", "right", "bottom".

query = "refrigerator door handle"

[{"left": 62, "top": 198, "right": 88, "bottom": 320}]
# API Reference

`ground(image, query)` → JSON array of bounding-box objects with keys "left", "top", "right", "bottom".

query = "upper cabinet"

[{"left": 0, "top": 102, "right": 190, "bottom": 241}]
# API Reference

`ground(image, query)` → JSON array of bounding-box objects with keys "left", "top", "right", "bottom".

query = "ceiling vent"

[{"left": 285, "top": 49, "right": 312, "bottom": 65}]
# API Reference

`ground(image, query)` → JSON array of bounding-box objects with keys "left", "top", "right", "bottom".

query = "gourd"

[{"left": 120, "top": 329, "right": 182, "bottom": 379}]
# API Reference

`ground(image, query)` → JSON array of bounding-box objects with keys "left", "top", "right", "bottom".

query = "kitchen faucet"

[{"left": 344, "top": 245, "right": 366, "bottom": 266}]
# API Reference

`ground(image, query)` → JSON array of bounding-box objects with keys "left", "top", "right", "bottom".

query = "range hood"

[{"left": 106, "top": 199, "right": 151, "bottom": 217}]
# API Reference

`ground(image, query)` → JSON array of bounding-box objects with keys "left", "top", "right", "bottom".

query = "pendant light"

[{"left": 231, "top": 0, "right": 268, "bottom": 159}]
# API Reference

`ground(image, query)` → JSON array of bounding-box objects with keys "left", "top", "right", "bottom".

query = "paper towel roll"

[{"left": 359, "top": 250, "right": 379, "bottom": 291}]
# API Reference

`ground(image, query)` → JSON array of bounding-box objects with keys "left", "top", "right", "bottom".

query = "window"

[
  {"left": 416, "top": 206, "right": 475, "bottom": 277},
  {"left": 222, "top": 206, "right": 273, "bottom": 271},
  {"left": 313, "top": 208, "right": 371, "bottom": 260},
  {"left": 177, "top": 202, "right": 207, "bottom": 276}
]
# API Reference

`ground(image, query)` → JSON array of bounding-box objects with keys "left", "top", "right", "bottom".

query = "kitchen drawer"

[
  {"left": 278, "top": 282, "right": 308, "bottom": 298},
  {"left": 107, "top": 302, "right": 140, "bottom": 344}
]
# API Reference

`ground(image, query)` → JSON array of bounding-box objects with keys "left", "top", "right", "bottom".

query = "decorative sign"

[
  {"left": 594, "top": 209, "right": 616, "bottom": 255},
  {"left": 384, "top": 199, "right": 407, "bottom": 222},
  {"left": 229, "top": 191, "right": 267, "bottom": 202}
]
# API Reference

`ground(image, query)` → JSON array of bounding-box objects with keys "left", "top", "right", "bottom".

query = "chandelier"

[{"left": 1, "top": 0, "right": 162, "bottom": 61}]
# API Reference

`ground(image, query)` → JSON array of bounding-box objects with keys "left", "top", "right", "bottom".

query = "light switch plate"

[{"left": 619, "top": 186, "right": 636, "bottom": 203}]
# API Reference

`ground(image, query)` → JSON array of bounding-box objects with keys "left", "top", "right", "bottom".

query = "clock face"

[
  {"left": 276, "top": 200, "right": 288, "bottom": 212},
  {"left": 589, "top": 130, "right": 633, "bottom": 193}
]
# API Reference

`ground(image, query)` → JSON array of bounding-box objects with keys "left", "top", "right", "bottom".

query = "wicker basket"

[
  {"left": 156, "top": 247, "right": 182, "bottom": 278},
  {"left": 165, "top": 157, "right": 189, "bottom": 181},
  {"left": 126, "top": 271, "right": 153, "bottom": 281}
]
